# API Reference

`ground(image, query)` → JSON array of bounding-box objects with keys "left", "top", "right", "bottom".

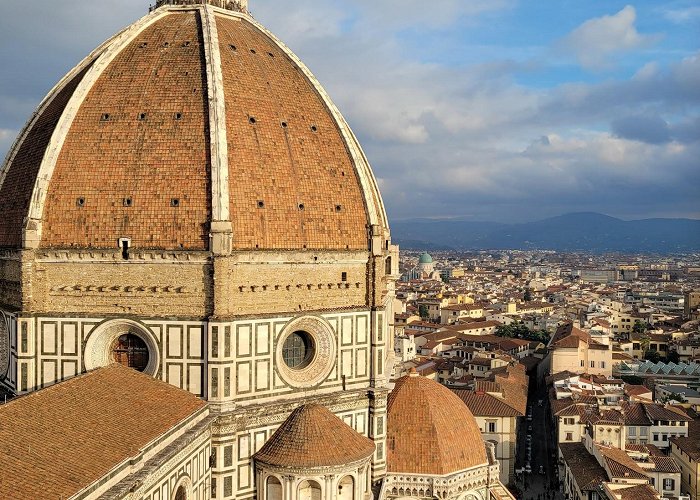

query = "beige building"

[
  {"left": 670, "top": 436, "right": 700, "bottom": 499},
  {"left": 440, "top": 304, "right": 485, "bottom": 325},
  {"left": 548, "top": 324, "right": 613, "bottom": 377}
]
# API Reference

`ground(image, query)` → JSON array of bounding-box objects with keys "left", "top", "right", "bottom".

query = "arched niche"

[{"left": 298, "top": 480, "right": 322, "bottom": 500}]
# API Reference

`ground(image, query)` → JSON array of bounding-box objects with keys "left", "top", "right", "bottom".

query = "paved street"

[{"left": 512, "top": 376, "right": 564, "bottom": 500}]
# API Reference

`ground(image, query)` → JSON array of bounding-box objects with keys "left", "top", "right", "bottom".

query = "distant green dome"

[{"left": 419, "top": 252, "right": 433, "bottom": 264}]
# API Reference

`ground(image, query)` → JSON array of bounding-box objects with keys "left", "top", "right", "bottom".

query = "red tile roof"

[
  {"left": 387, "top": 372, "right": 487, "bottom": 475},
  {"left": 254, "top": 404, "right": 375, "bottom": 468},
  {"left": 0, "top": 365, "right": 206, "bottom": 500}
]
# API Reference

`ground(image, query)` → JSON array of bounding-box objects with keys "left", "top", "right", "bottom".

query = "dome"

[
  {"left": 0, "top": 1, "right": 387, "bottom": 251},
  {"left": 386, "top": 371, "right": 488, "bottom": 475},
  {"left": 253, "top": 404, "right": 375, "bottom": 468},
  {"left": 419, "top": 252, "right": 433, "bottom": 264}
]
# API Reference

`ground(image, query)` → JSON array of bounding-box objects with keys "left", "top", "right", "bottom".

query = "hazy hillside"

[{"left": 391, "top": 213, "right": 700, "bottom": 253}]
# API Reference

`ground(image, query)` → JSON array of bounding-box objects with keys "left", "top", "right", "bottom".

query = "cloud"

[
  {"left": 561, "top": 6, "right": 659, "bottom": 70},
  {"left": 663, "top": 6, "right": 700, "bottom": 24},
  {"left": 611, "top": 115, "right": 671, "bottom": 144},
  {"left": 1, "top": 1, "right": 698, "bottom": 223},
  {"left": 0, "top": 129, "right": 17, "bottom": 162}
]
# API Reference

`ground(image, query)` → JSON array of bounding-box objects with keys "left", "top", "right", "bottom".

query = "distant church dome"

[
  {"left": 386, "top": 370, "right": 488, "bottom": 475},
  {"left": 418, "top": 252, "right": 433, "bottom": 264},
  {"left": 0, "top": 0, "right": 387, "bottom": 251}
]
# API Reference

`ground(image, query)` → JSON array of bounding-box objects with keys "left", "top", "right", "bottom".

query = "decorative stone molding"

[
  {"left": 0, "top": 315, "right": 9, "bottom": 378},
  {"left": 384, "top": 464, "right": 492, "bottom": 500},
  {"left": 275, "top": 316, "right": 337, "bottom": 389},
  {"left": 48, "top": 284, "right": 197, "bottom": 296},
  {"left": 35, "top": 250, "right": 209, "bottom": 263},
  {"left": 83, "top": 319, "right": 160, "bottom": 376}
]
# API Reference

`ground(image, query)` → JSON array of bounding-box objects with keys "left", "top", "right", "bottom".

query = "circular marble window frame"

[
  {"left": 276, "top": 316, "right": 336, "bottom": 389},
  {"left": 84, "top": 319, "right": 160, "bottom": 376}
]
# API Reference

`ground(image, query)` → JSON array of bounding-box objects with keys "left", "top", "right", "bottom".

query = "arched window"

[
  {"left": 385, "top": 256, "right": 392, "bottom": 276},
  {"left": 111, "top": 333, "right": 149, "bottom": 371},
  {"left": 298, "top": 480, "right": 322, "bottom": 500},
  {"left": 267, "top": 476, "right": 282, "bottom": 500},
  {"left": 338, "top": 476, "right": 354, "bottom": 500},
  {"left": 174, "top": 485, "right": 187, "bottom": 500}
]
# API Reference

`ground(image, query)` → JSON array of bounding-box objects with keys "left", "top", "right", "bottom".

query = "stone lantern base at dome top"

[{"left": 154, "top": 0, "right": 248, "bottom": 13}]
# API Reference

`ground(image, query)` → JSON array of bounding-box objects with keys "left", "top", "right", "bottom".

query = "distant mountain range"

[{"left": 391, "top": 213, "right": 700, "bottom": 253}]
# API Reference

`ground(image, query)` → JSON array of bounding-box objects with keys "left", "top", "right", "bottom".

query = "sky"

[{"left": 0, "top": 1, "right": 698, "bottom": 223}]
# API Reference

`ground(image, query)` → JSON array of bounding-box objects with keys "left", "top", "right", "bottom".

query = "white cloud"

[
  {"left": 0, "top": 129, "right": 17, "bottom": 160},
  {"left": 663, "top": 6, "right": 700, "bottom": 24},
  {"left": 561, "top": 6, "right": 659, "bottom": 70}
]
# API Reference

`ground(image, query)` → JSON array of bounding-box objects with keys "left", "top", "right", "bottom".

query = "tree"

[
  {"left": 644, "top": 350, "right": 661, "bottom": 363},
  {"left": 524, "top": 289, "right": 533, "bottom": 302},
  {"left": 633, "top": 320, "right": 649, "bottom": 335},
  {"left": 418, "top": 304, "right": 429, "bottom": 319},
  {"left": 665, "top": 350, "right": 680, "bottom": 364}
]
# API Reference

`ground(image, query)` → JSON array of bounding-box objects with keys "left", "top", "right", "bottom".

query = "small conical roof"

[{"left": 254, "top": 404, "right": 375, "bottom": 468}]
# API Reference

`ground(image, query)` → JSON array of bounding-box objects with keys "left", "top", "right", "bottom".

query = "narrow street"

[{"left": 513, "top": 376, "right": 563, "bottom": 500}]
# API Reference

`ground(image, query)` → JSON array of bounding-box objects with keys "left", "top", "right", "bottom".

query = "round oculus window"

[
  {"left": 111, "top": 333, "right": 149, "bottom": 372},
  {"left": 282, "top": 331, "right": 315, "bottom": 369}
]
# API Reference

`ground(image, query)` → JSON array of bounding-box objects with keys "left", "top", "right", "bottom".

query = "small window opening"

[
  {"left": 250, "top": 48, "right": 257, "bottom": 54},
  {"left": 101, "top": 113, "right": 111, "bottom": 121},
  {"left": 310, "top": 125, "right": 318, "bottom": 132},
  {"left": 171, "top": 198, "right": 180, "bottom": 207},
  {"left": 139, "top": 42, "right": 148, "bottom": 48},
  {"left": 341, "top": 272, "right": 348, "bottom": 282},
  {"left": 183, "top": 41, "right": 191, "bottom": 47},
  {"left": 335, "top": 205, "right": 342, "bottom": 212},
  {"left": 229, "top": 44, "right": 237, "bottom": 51},
  {"left": 298, "top": 203, "right": 305, "bottom": 211},
  {"left": 163, "top": 42, "right": 170, "bottom": 48},
  {"left": 175, "top": 112, "right": 183, "bottom": 120},
  {"left": 268, "top": 52, "right": 274, "bottom": 58},
  {"left": 119, "top": 238, "right": 131, "bottom": 260},
  {"left": 138, "top": 113, "right": 147, "bottom": 121},
  {"left": 123, "top": 197, "right": 133, "bottom": 207},
  {"left": 257, "top": 200, "right": 265, "bottom": 209},
  {"left": 76, "top": 197, "right": 86, "bottom": 207},
  {"left": 281, "top": 121, "right": 288, "bottom": 128},
  {"left": 249, "top": 116, "right": 257, "bottom": 124},
  {"left": 341, "top": 171, "right": 346, "bottom": 177}
]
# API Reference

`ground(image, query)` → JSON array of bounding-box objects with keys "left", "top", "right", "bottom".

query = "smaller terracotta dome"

[
  {"left": 254, "top": 404, "right": 375, "bottom": 468},
  {"left": 387, "top": 371, "right": 488, "bottom": 475}
]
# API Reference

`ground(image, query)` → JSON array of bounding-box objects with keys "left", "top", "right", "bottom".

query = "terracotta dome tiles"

[
  {"left": 387, "top": 372, "right": 488, "bottom": 475},
  {"left": 0, "top": 7, "right": 378, "bottom": 251},
  {"left": 253, "top": 404, "right": 375, "bottom": 468}
]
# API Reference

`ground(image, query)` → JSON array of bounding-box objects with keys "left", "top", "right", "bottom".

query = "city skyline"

[{"left": 1, "top": 0, "right": 698, "bottom": 224}]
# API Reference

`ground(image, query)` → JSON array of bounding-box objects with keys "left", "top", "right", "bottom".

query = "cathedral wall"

[
  {"left": 135, "top": 429, "right": 212, "bottom": 500},
  {"left": 0, "top": 253, "right": 22, "bottom": 310},
  {"left": 210, "top": 391, "right": 375, "bottom": 500},
  {"left": 212, "top": 251, "right": 369, "bottom": 317},
  {"left": 26, "top": 250, "right": 212, "bottom": 318},
  {"left": 14, "top": 315, "right": 207, "bottom": 395},
  {"left": 207, "top": 310, "right": 372, "bottom": 407},
  {"left": 0, "top": 310, "right": 17, "bottom": 391}
]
